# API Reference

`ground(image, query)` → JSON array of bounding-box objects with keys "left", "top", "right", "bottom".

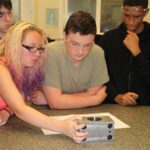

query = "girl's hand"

[{"left": 61, "top": 116, "right": 88, "bottom": 143}]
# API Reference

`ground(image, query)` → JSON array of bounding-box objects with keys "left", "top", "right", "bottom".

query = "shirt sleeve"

[
  {"left": 133, "top": 52, "right": 150, "bottom": 87},
  {"left": 89, "top": 45, "right": 109, "bottom": 88},
  {"left": 42, "top": 45, "right": 61, "bottom": 89},
  {"left": 99, "top": 33, "right": 120, "bottom": 101}
]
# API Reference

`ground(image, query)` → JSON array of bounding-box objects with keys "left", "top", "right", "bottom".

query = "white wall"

[
  {"left": 144, "top": 1, "right": 150, "bottom": 21},
  {"left": 35, "top": 0, "right": 63, "bottom": 39},
  {"left": 20, "top": 0, "right": 35, "bottom": 23},
  {"left": 20, "top": 0, "right": 150, "bottom": 39},
  {"left": 19, "top": 0, "right": 62, "bottom": 39}
]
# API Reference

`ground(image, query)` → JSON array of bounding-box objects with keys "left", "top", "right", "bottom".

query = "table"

[{"left": 0, "top": 104, "right": 149, "bottom": 150}]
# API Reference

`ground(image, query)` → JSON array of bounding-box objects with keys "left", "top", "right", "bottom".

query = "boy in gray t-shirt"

[{"left": 41, "top": 11, "right": 109, "bottom": 109}]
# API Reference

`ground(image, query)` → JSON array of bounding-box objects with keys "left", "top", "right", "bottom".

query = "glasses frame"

[{"left": 22, "top": 44, "right": 45, "bottom": 54}]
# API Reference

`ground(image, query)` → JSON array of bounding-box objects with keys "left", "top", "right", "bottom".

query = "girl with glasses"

[{"left": 0, "top": 21, "right": 88, "bottom": 143}]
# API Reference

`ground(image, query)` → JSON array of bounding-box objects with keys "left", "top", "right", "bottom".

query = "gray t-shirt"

[{"left": 43, "top": 41, "right": 109, "bottom": 93}]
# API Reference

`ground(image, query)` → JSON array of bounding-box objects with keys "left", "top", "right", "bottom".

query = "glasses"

[
  {"left": 22, "top": 44, "right": 45, "bottom": 54},
  {"left": 0, "top": 10, "right": 12, "bottom": 18},
  {"left": 122, "top": 6, "right": 148, "bottom": 12},
  {"left": 122, "top": 7, "right": 147, "bottom": 20},
  {"left": 67, "top": 39, "right": 93, "bottom": 50}
]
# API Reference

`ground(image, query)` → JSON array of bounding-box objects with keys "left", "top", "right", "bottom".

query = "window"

[
  {"left": 101, "top": 0, "right": 122, "bottom": 32},
  {"left": 64, "top": 0, "right": 122, "bottom": 33},
  {"left": 67, "top": 0, "right": 96, "bottom": 20}
]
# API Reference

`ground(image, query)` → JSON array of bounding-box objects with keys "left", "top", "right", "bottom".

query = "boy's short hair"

[
  {"left": 64, "top": 11, "right": 96, "bottom": 36},
  {"left": 123, "top": 0, "right": 148, "bottom": 9},
  {"left": 0, "top": 0, "right": 12, "bottom": 10}
]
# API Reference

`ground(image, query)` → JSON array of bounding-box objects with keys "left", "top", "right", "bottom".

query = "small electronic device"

[{"left": 78, "top": 116, "right": 114, "bottom": 143}]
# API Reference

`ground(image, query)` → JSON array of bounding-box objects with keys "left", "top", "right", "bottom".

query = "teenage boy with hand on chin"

[{"left": 99, "top": 0, "right": 150, "bottom": 106}]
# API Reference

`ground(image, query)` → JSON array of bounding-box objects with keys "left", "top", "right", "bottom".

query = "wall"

[
  {"left": 20, "top": 0, "right": 150, "bottom": 39},
  {"left": 35, "top": 0, "right": 63, "bottom": 39},
  {"left": 144, "top": 1, "right": 150, "bottom": 21},
  {"left": 20, "top": 0, "right": 63, "bottom": 39},
  {"left": 12, "top": 0, "right": 20, "bottom": 22},
  {"left": 20, "top": 0, "right": 35, "bottom": 23}
]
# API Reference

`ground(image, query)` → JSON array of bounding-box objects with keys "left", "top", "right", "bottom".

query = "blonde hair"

[{"left": 0, "top": 21, "right": 46, "bottom": 99}]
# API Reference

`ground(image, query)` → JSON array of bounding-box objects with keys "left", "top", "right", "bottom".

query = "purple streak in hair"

[
  {"left": 22, "top": 69, "right": 44, "bottom": 100},
  {"left": 9, "top": 64, "right": 44, "bottom": 101}
]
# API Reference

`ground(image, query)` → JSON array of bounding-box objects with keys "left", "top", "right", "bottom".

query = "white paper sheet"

[{"left": 41, "top": 112, "right": 130, "bottom": 135}]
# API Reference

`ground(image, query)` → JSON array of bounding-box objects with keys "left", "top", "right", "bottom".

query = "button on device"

[
  {"left": 87, "top": 117, "right": 102, "bottom": 121},
  {"left": 107, "top": 135, "right": 112, "bottom": 140},
  {"left": 108, "top": 123, "right": 113, "bottom": 128}
]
